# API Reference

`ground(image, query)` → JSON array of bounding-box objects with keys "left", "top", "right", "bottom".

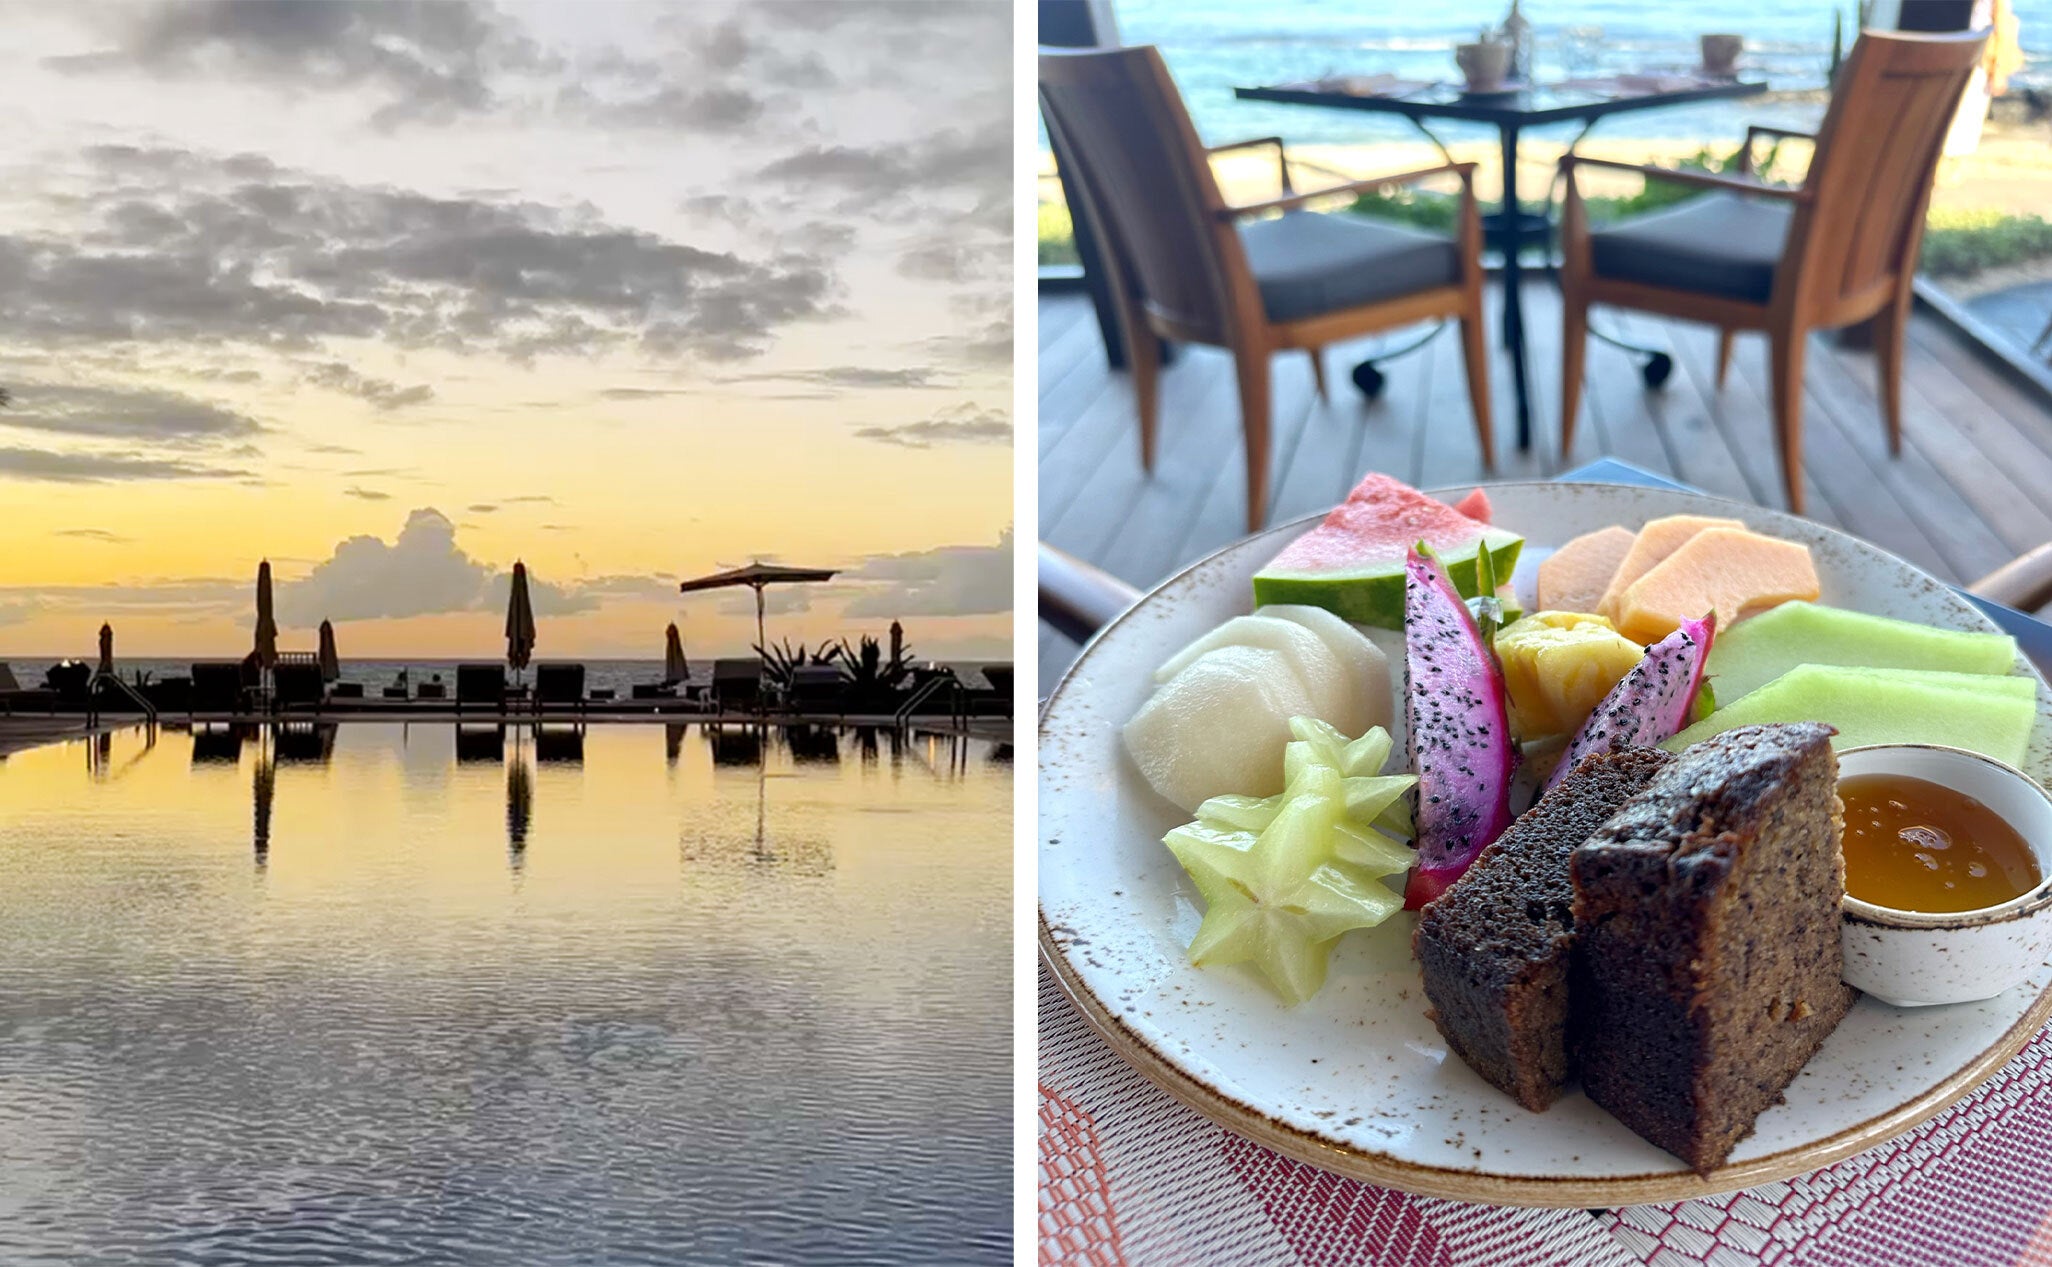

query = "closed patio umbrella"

[
  {"left": 664, "top": 622, "right": 689, "bottom": 685},
  {"left": 506, "top": 561, "right": 536, "bottom": 676},
  {"left": 98, "top": 622, "right": 113, "bottom": 677},
  {"left": 677, "top": 562, "right": 838, "bottom": 654},
  {"left": 253, "top": 560, "right": 278, "bottom": 671},
  {"left": 317, "top": 620, "right": 340, "bottom": 683}
]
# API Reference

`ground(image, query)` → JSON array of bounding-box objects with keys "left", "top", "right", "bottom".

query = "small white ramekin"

[{"left": 1838, "top": 744, "right": 2052, "bottom": 1008}]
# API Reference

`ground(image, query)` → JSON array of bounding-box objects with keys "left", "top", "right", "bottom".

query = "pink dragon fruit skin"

[
  {"left": 1543, "top": 614, "right": 1717, "bottom": 793},
  {"left": 1402, "top": 546, "right": 1516, "bottom": 910}
]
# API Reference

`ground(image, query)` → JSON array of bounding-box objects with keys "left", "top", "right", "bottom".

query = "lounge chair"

[
  {"left": 455, "top": 664, "right": 504, "bottom": 712},
  {"left": 535, "top": 662, "right": 586, "bottom": 714},
  {"left": 0, "top": 662, "right": 58, "bottom": 715},
  {"left": 418, "top": 679, "right": 447, "bottom": 700},
  {"left": 191, "top": 661, "right": 247, "bottom": 714},
  {"left": 787, "top": 665, "right": 848, "bottom": 717},
  {"left": 711, "top": 659, "right": 764, "bottom": 715},
  {"left": 272, "top": 660, "right": 325, "bottom": 712},
  {"left": 969, "top": 664, "right": 1014, "bottom": 718},
  {"left": 331, "top": 681, "right": 364, "bottom": 699}
]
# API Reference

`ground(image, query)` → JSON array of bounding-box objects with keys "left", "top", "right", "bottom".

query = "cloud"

[
  {"left": 842, "top": 529, "right": 1012, "bottom": 618},
  {"left": 343, "top": 486, "right": 390, "bottom": 500},
  {"left": 715, "top": 587, "right": 818, "bottom": 617},
  {"left": 279, "top": 506, "right": 593, "bottom": 624},
  {"left": 502, "top": 494, "right": 554, "bottom": 504},
  {"left": 721, "top": 365, "right": 947, "bottom": 390},
  {"left": 0, "top": 147, "right": 841, "bottom": 364},
  {"left": 467, "top": 503, "right": 497, "bottom": 514},
  {"left": 756, "top": 115, "right": 1010, "bottom": 215},
  {"left": 304, "top": 362, "right": 435, "bottom": 410},
  {"left": 53, "top": 528, "right": 135, "bottom": 544},
  {"left": 52, "top": 1, "right": 555, "bottom": 130},
  {"left": 597, "top": 387, "right": 694, "bottom": 401},
  {"left": 0, "top": 382, "right": 262, "bottom": 442},
  {"left": 0, "top": 445, "right": 248, "bottom": 483},
  {"left": 897, "top": 239, "right": 1009, "bottom": 284},
  {"left": 854, "top": 403, "right": 1010, "bottom": 448},
  {"left": 305, "top": 442, "right": 361, "bottom": 455}
]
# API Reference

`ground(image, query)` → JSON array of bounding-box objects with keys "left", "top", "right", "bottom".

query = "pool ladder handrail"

[
  {"left": 894, "top": 674, "right": 967, "bottom": 730},
  {"left": 87, "top": 669, "right": 158, "bottom": 726}
]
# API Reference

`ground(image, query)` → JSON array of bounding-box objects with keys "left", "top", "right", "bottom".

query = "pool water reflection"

[{"left": 0, "top": 723, "right": 1012, "bottom": 1265}]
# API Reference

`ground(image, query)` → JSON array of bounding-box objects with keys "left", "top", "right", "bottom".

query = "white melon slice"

[
  {"left": 1124, "top": 645, "right": 1316, "bottom": 812},
  {"left": 1255, "top": 603, "right": 1395, "bottom": 735}
]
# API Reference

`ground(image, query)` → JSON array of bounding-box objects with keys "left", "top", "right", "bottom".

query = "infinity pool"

[{"left": 0, "top": 723, "right": 1011, "bottom": 1265}]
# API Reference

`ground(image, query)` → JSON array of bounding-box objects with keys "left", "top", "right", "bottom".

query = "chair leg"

[
  {"left": 1306, "top": 347, "right": 1327, "bottom": 402},
  {"left": 1234, "top": 348, "right": 1273, "bottom": 533},
  {"left": 1769, "top": 326, "right": 1809, "bottom": 515},
  {"left": 1715, "top": 328, "right": 1736, "bottom": 390},
  {"left": 1559, "top": 293, "right": 1589, "bottom": 461},
  {"left": 1457, "top": 300, "right": 1495, "bottom": 470},
  {"left": 1877, "top": 287, "right": 1911, "bottom": 456},
  {"left": 1131, "top": 322, "right": 1161, "bottom": 473}
]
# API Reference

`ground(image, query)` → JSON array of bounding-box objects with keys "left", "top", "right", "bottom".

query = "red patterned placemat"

[{"left": 1039, "top": 964, "right": 2052, "bottom": 1266}]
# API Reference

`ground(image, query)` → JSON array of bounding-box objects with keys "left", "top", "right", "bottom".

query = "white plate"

[{"left": 1039, "top": 482, "right": 2052, "bottom": 1207}]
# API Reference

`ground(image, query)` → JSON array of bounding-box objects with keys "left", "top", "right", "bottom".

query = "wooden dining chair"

[
  {"left": 1039, "top": 45, "right": 1494, "bottom": 533},
  {"left": 1556, "top": 29, "right": 1989, "bottom": 515}
]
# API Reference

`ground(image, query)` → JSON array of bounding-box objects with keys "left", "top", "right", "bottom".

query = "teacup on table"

[
  {"left": 1701, "top": 33, "right": 1744, "bottom": 76},
  {"left": 1455, "top": 39, "right": 1512, "bottom": 93}
]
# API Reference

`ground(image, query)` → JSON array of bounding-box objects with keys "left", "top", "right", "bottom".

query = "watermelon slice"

[
  {"left": 1253, "top": 473, "right": 1523, "bottom": 629},
  {"left": 1450, "top": 487, "right": 1491, "bottom": 523}
]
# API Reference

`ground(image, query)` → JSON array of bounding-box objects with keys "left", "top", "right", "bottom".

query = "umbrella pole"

[{"left": 755, "top": 585, "right": 766, "bottom": 658}]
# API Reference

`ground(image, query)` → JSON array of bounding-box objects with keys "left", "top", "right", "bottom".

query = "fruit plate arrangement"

[{"left": 1038, "top": 481, "right": 2052, "bottom": 1207}]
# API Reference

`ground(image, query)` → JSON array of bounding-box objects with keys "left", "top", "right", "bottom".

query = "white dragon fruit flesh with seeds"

[
  {"left": 1402, "top": 546, "right": 1515, "bottom": 909},
  {"left": 1544, "top": 614, "right": 1715, "bottom": 792}
]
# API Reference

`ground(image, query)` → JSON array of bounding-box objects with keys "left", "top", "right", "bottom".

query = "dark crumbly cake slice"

[
  {"left": 1571, "top": 722, "right": 1857, "bottom": 1175},
  {"left": 1414, "top": 747, "right": 1674, "bottom": 1111}
]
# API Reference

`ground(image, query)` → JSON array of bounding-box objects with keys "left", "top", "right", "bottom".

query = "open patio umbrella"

[
  {"left": 253, "top": 560, "right": 278, "bottom": 671},
  {"left": 98, "top": 622, "right": 113, "bottom": 677},
  {"left": 664, "top": 622, "right": 689, "bottom": 685},
  {"left": 506, "top": 561, "right": 536, "bottom": 677},
  {"left": 676, "top": 562, "right": 837, "bottom": 654},
  {"left": 317, "top": 620, "right": 340, "bottom": 683}
]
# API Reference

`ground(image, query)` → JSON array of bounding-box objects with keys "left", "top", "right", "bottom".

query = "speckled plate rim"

[{"left": 1038, "top": 481, "right": 2052, "bottom": 1209}]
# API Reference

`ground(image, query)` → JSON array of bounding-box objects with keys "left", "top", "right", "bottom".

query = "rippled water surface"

[{"left": 0, "top": 723, "right": 1012, "bottom": 1265}]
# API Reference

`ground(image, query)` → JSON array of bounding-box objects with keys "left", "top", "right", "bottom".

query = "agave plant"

[
  {"left": 754, "top": 637, "right": 841, "bottom": 694},
  {"left": 841, "top": 628, "right": 923, "bottom": 706}
]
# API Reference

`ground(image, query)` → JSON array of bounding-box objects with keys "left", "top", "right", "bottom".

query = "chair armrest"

[
  {"left": 1206, "top": 136, "right": 1292, "bottom": 193},
  {"left": 1970, "top": 543, "right": 2052, "bottom": 613},
  {"left": 1559, "top": 154, "right": 1807, "bottom": 202},
  {"left": 1039, "top": 543, "right": 1141, "bottom": 644},
  {"left": 1219, "top": 161, "right": 1477, "bottom": 220}
]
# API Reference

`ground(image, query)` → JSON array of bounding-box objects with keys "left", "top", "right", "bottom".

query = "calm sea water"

[
  {"left": 1108, "top": 0, "right": 2052, "bottom": 146},
  {"left": 0, "top": 723, "right": 1011, "bottom": 1264}
]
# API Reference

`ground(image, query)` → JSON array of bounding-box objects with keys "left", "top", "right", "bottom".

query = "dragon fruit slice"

[
  {"left": 1543, "top": 614, "right": 1716, "bottom": 792},
  {"left": 1402, "top": 546, "right": 1515, "bottom": 909}
]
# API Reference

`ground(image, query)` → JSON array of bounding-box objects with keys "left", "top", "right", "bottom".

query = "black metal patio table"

[{"left": 1234, "top": 76, "right": 1768, "bottom": 454}]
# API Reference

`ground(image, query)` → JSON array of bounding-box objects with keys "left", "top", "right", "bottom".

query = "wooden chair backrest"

[
  {"left": 1037, "top": 45, "right": 1260, "bottom": 345},
  {"left": 1780, "top": 29, "right": 1987, "bottom": 324}
]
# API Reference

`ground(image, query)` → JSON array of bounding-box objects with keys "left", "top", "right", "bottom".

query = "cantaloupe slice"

[
  {"left": 1706, "top": 600, "right": 2018, "bottom": 701},
  {"left": 1613, "top": 527, "right": 1820, "bottom": 644},
  {"left": 1537, "top": 525, "right": 1636, "bottom": 613},
  {"left": 1595, "top": 514, "right": 1747, "bottom": 622},
  {"left": 1662, "top": 664, "right": 2036, "bottom": 767}
]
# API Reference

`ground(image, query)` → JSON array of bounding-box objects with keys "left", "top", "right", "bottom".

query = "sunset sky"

[{"left": 0, "top": 0, "right": 1012, "bottom": 661}]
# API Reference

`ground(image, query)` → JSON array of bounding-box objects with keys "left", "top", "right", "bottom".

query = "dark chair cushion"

[
  {"left": 1239, "top": 212, "right": 1461, "bottom": 322},
  {"left": 1590, "top": 193, "right": 1792, "bottom": 304}
]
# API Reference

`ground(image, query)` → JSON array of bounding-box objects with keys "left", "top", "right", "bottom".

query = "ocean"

[{"left": 1106, "top": 0, "right": 2051, "bottom": 146}]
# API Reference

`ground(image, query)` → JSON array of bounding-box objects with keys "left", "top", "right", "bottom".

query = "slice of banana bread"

[
  {"left": 1414, "top": 747, "right": 1674, "bottom": 1111},
  {"left": 1571, "top": 722, "right": 1856, "bottom": 1175}
]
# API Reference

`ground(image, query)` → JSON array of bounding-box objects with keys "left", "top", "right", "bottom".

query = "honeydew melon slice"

[
  {"left": 1150, "top": 612, "right": 1367, "bottom": 739},
  {"left": 1705, "top": 600, "right": 2018, "bottom": 702},
  {"left": 1662, "top": 663, "right": 2036, "bottom": 766}
]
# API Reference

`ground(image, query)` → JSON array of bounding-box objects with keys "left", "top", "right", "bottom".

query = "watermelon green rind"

[{"left": 1254, "top": 531, "right": 1523, "bottom": 627}]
